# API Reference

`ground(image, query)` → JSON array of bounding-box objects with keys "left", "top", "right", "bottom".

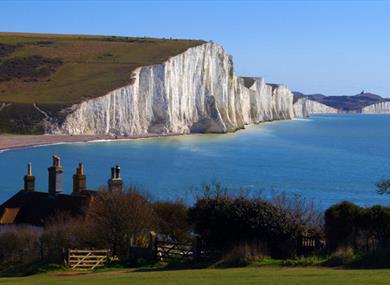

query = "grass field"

[
  {"left": 1, "top": 267, "right": 390, "bottom": 285},
  {"left": 0, "top": 32, "right": 204, "bottom": 133},
  {"left": 0, "top": 32, "right": 203, "bottom": 104}
]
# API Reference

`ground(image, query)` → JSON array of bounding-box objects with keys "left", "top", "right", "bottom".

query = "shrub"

[
  {"left": 153, "top": 200, "right": 190, "bottom": 241},
  {"left": 87, "top": 187, "right": 157, "bottom": 258},
  {"left": 188, "top": 185, "right": 299, "bottom": 258},
  {"left": 325, "top": 201, "right": 362, "bottom": 252},
  {"left": 41, "top": 213, "right": 95, "bottom": 262},
  {"left": 324, "top": 246, "right": 359, "bottom": 267},
  {"left": 0, "top": 225, "right": 42, "bottom": 266},
  {"left": 215, "top": 241, "right": 268, "bottom": 267},
  {"left": 271, "top": 193, "right": 323, "bottom": 236},
  {"left": 360, "top": 206, "right": 390, "bottom": 248},
  {"left": 325, "top": 202, "right": 390, "bottom": 253}
]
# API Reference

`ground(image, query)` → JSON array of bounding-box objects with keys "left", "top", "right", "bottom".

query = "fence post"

[
  {"left": 149, "top": 231, "right": 157, "bottom": 260},
  {"left": 192, "top": 236, "right": 201, "bottom": 260},
  {"left": 63, "top": 248, "right": 68, "bottom": 267},
  {"left": 40, "top": 240, "right": 44, "bottom": 261}
]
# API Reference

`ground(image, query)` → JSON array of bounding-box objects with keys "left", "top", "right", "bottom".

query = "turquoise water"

[{"left": 1, "top": 114, "right": 390, "bottom": 208}]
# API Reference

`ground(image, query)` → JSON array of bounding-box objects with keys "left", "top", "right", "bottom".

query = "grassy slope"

[
  {"left": 0, "top": 32, "right": 204, "bottom": 134},
  {"left": 1, "top": 267, "right": 390, "bottom": 285}
]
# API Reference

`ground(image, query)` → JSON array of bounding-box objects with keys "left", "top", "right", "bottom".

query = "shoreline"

[
  {"left": 0, "top": 114, "right": 344, "bottom": 153},
  {"left": 0, "top": 133, "right": 184, "bottom": 153}
]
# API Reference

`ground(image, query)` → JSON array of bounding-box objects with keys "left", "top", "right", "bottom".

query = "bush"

[
  {"left": 271, "top": 193, "right": 323, "bottom": 236},
  {"left": 87, "top": 187, "right": 157, "bottom": 258},
  {"left": 360, "top": 206, "right": 390, "bottom": 249},
  {"left": 153, "top": 200, "right": 190, "bottom": 241},
  {"left": 325, "top": 201, "right": 362, "bottom": 252},
  {"left": 282, "top": 255, "right": 326, "bottom": 267},
  {"left": 325, "top": 202, "right": 390, "bottom": 254},
  {"left": 188, "top": 185, "right": 299, "bottom": 258},
  {"left": 41, "top": 213, "right": 95, "bottom": 262},
  {"left": 0, "top": 226, "right": 42, "bottom": 266},
  {"left": 215, "top": 241, "right": 268, "bottom": 267},
  {"left": 324, "top": 247, "right": 361, "bottom": 267}
]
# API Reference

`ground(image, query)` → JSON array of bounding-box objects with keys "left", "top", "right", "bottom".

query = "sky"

[{"left": 1, "top": 0, "right": 389, "bottom": 97}]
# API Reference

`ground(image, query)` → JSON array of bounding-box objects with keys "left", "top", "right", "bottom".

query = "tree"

[
  {"left": 188, "top": 185, "right": 300, "bottom": 258},
  {"left": 376, "top": 179, "right": 390, "bottom": 195},
  {"left": 87, "top": 187, "right": 157, "bottom": 257},
  {"left": 325, "top": 201, "right": 362, "bottom": 252},
  {"left": 153, "top": 200, "right": 191, "bottom": 241}
]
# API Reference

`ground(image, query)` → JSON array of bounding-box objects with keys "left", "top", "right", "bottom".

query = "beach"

[{"left": 0, "top": 133, "right": 181, "bottom": 152}]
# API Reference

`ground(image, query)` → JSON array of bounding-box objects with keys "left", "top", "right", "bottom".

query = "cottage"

[{"left": 0, "top": 156, "right": 123, "bottom": 226}]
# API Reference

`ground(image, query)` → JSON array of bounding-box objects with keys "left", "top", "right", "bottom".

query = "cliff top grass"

[{"left": 0, "top": 32, "right": 205, "bottom": 105}]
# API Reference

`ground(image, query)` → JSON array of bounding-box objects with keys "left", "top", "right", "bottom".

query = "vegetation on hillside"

[{"left": 0, "top": 33, "right": 204, "bottom": 133}]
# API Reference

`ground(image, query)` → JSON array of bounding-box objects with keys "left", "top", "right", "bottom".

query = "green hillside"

[{"left": 0, "top": 32, "right": 204, "bottom": 133}]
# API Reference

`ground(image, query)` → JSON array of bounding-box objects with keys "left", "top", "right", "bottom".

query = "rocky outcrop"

[
  {"left": 361, "top": 102, "right": 390, "bottom": 114},
  {"left": 48, "top": 42, "right": 295, "bottom": 136},
  {"left": 293, "top": 97, "right": 338, "bottom": 117}
]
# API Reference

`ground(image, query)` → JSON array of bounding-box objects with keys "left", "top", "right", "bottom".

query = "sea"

[{"left": 1, "top": 114, "right": 390, "bottom": 209}]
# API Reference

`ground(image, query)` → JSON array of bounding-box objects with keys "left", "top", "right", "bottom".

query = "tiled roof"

[
  {"left": 0, "top": 190, "right": 95, "bottom": 226},
  {"left": 0, "top": 207, "right": 20, "bottom": 224}
]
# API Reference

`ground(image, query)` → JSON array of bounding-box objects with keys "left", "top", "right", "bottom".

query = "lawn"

[{"left": 1, "top": 267, "right": 390, "bottom": 285}]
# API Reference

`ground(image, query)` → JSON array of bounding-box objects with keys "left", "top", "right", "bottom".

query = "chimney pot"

[
  {"left": 48, "top": 155, "right": 64, "bottom": 195},
  {"left": 108, "top": 165, "right": 123, "bottom": 191},
  {"left": 73, "top": 163, "right": 87, "bottom": 194},
  {"left": 27, "top": 163, "right": 32, "bottom": 176},
  {"left": 24, "top": 162, "right": 35, "bottom": 192},
  {"left": 53, "top": 155, "right": 61, "bottom": 167},
  {"left": 115, "top": 165, "right": 121, "bottom": 179}
]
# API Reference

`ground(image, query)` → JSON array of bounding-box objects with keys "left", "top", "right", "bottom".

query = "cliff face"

[
  {"left": 361, "top": 102, "right": 390, "bottom": 114},
  {"left": 48, "top": 42, "right": 294, "bottom": 136},
  {"left": 293, "top": 97, "right": 338, "bottom": 117}
]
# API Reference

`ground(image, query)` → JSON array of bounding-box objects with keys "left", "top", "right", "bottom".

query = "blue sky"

[{"left": 1, "top": 0, "right": 389, "bottom": 97}]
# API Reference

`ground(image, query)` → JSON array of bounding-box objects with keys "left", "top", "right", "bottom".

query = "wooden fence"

[
  {"left": 156, "top": 240, "right": 194, "bottom": 260},
  {"left": 67, "top": 249, "right": 110, "bottom": 270},
  {"left": 297, "top": 235, "right": 325, "bottom": 256}
]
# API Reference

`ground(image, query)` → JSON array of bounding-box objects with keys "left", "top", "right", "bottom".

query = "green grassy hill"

[{"left": 0, "top": 32, "right": 204, "bottom": 133}]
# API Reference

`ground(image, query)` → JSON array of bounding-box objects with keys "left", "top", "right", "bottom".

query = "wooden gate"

[
  {"left": 156, "top": 240, "right": 193, "bottom": 260},
  {"left": 297, "top": 235, "right": 325, "bottom": 256},
  {"left": 67, "top": 249, "right": 110, "bottom": 270}
]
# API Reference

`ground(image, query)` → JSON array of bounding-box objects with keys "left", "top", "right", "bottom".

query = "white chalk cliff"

[
  {"left": 48, "top": 42, "right": 296, "bottom": 136},
  {"left": 361, "top": 102, "right": 390, "bottom": 114},
  {"left": 293, "top": 97, "right": 338, "bottom": 117}
]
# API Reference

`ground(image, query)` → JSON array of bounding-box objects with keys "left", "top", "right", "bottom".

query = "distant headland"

[{"left": 293, "top": 91, "right": 390, "bottom": 113}]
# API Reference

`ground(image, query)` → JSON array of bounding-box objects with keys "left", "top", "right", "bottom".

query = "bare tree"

[
  {"left": 376, "top": 179, "right": 390, "bottom": 195},
  {"left": 271, "top": 192, "right": 323, "bottom": 235},
  {"left": 87, "top": 187, "right": 157, "bottom": 257}
]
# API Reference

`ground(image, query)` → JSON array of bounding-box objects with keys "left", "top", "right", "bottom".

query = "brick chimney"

[
  {"left": 108, "top": 164, "right": 123, "bottom": 191},
  {"left": 24, "top": 163, "right": 35, "bottom": 192},
  {"left": 73, "top": 163, "right": 87, "bottom": 194},
  {"left": 48, "top": 155, "right": 64, "bottom": 195}
]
